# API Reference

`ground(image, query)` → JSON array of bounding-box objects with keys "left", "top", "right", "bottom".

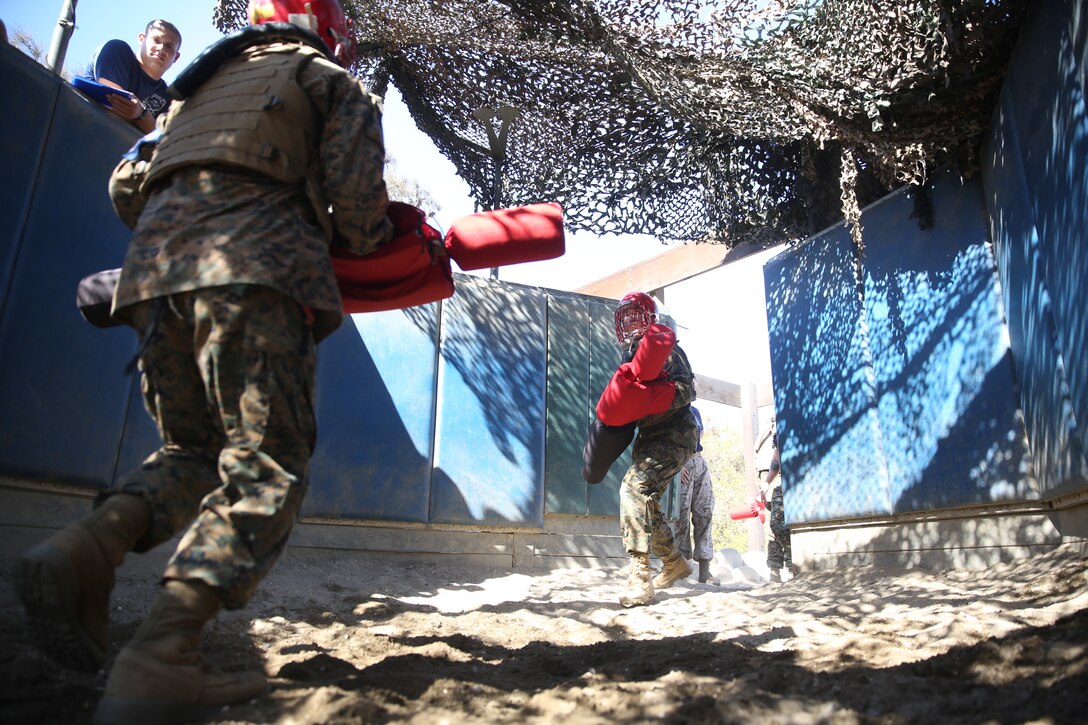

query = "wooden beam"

[
  {"left": 694, "top": 373, "right": 774, "bottom": 408},
  {"left": 575, "top": 242, "right": 770, "bottom": 299}
]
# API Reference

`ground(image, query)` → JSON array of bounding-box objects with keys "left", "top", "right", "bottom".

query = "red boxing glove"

[
  {"left": 331, "top": 202, "right": 455, "bottom": 313},
  {"left": 630, "top": 323, "right": 675, "bottom": 381},
  {"left": 444, "top": 203, "right": 565, "bottom": 271},
  {"left": 595, "top": 363, "right": 677, "bottom": 426}
]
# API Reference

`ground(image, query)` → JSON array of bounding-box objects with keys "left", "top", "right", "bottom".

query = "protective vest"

[{"left": 142, "top": 42, "right": 330, "bottom": 235}]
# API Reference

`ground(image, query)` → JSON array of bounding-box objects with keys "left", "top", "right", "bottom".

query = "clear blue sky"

[{"left": 2, "top": 0, "right": 777, "bottom": 410}]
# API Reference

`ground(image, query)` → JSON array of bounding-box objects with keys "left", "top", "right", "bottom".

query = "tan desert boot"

[
  {"left": 619, "top": 552, "right": 655, "bottom": 607},
  {"left": 16, "top": 493, "right": 150, "bottom": 671},
  {"left": 93, "top": 579, "right": 267, "bottom": 725},
  {"left": 652, "top": 551, "right": 692, "bottom": 589}
]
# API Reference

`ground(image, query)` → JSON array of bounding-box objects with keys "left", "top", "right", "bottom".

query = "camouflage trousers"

[
  {"left": 674, "top": 453, "right": 715, "bottom": 561},
  {"left": 619, "top": 422, "right": 697, "bottom": 557},
  {"left": 99, "top": 284, "right": 316, "bottom": 609},
  {"left": 766, "top": 483, "right": 792, "bottom": 571}
]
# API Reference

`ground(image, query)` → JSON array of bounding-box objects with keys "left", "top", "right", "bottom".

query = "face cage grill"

[{"left": 615, "top": 306, "right": 654, "bottom": 346}]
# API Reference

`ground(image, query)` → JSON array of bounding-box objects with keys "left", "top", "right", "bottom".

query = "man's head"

[
  {"left": 137, "top": 19, "right": 182, "bottom": 80},
  {"left": 247, "top": 0, "right": 357, "bottom": 66},
  {"left": 614, "top": 291, "right": 657, "bottom": 348}
]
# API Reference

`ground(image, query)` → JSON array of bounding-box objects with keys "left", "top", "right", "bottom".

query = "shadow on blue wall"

[
  {"left": 431, "top": 277, "right": 547, "bottom": 527},
  {"left": 767, "top": 172, "right": 1038, "bottom": 525},
  {"left": 982, "top": 0, "right": 1087, "bottom": 496}
]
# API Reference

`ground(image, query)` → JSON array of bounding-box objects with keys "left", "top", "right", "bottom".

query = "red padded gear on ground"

[{"left": 444, "top": 203, "right": 565, "bottom": 271}]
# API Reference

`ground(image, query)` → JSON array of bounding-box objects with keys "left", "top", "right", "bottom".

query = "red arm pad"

[
  {"left": 630, "top": 323, "right": 675, "bottom": 381},
  {"left": 728, "top": 499, "right": 767, "bottom": 523},
  {"left": 386, "top": 200, "right": 428, "bottom": 235},
  {"left": 336, "top": 260, "right": 454, "bottom": 313},
  {"left": 444, "top": 203, "right": 565, "bottom": 271},
  {"left": 595, "top": 364, "right": 677, "bottom": 426},
  {"left": 331, "top": 204, "right": 455, "bottom": 313}
]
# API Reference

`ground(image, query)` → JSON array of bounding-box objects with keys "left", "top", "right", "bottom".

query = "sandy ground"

[{"left": 2, "top": 541, "right": 1087, "bottom": 724}]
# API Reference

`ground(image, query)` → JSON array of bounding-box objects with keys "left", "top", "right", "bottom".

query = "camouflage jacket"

[
  {"left": 109, "top": 41, "right": 394, "bottom": 342},
  {"left": 622, "top": 339, "right": 697, "bottom": 429}
]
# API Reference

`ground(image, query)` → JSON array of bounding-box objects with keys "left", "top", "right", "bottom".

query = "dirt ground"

[{"left": 2, "top": 541, "right": 1087, "bottom": 724}]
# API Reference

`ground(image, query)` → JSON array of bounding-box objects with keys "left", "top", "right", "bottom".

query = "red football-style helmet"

[
  {"left": 614, "top": 291, "right": 657, "bottom": 347},
  {"left": 248, "top": 0, "right": 358, "bottom": 66}
]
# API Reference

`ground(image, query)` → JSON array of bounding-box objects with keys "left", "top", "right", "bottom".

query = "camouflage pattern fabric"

[
  {"left": 619, "top": 409, "right": 698, "bottom": 556},
  {"left": 766, "top": 483, "right": 791, "bottom": 572},
  {"left": 633, "top": 343, "right": 696, "bottom": 428},
  {"left": 101, "top": 285, "right": 315, "bottom": 609},
  {"left": 618, "top": 341, "right": 698, "bottom": 555},
  {"left": 111, "top": 44, "right": 394, "bottom": 343},
  {"left": 675, "top": 453, "right": 715, "bottom": 561}
]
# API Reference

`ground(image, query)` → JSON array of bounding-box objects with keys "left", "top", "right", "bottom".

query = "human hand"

[{"left": 106, "top": 93, "right": 145, "bottom": 122}]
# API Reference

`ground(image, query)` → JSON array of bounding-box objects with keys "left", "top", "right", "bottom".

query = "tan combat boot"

[
  {"left": 16, "top": 493, "right": 151, "bottom": 671},
  {"left": 619, "top": 552, "right": 655, "bottom": 607},
  {"left": 652, "top": 551, "right": 692, "bottom": 589},
  {"left": 93, "top": 580, "right": 268, "bottom": 725}
]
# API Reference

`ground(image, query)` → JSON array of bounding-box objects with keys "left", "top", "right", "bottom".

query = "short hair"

[{"left": 144, "top": 19, "right": 182, "bottom": 47}]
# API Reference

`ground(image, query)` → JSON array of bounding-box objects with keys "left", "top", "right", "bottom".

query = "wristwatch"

[{"left": 138, "top": 107, "right": 151, "bottom": 121}]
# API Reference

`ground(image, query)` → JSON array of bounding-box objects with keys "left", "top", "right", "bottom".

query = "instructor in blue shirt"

[{"left": 92, "top": 19, "right": 182, "bottom": 132}]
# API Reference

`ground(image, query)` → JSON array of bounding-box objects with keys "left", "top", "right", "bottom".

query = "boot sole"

[
  {"left": 14, "top": 542, "right": 105, "bottom": 672},
  {"left": 619, "top": 595, "right": 654, "bottom": 608}
]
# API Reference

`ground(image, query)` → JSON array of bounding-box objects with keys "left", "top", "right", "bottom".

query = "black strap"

[
  {"left": 169, "top": 22, "right": 335, "bottom": 101},
  {"left": 124, "top": 298, "right": 167, "bottom": 375}
]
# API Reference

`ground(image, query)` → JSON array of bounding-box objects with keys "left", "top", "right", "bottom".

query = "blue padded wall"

[
  {"left": 766, "top": 171, "right": 1038, "bottom": 525},
  {"left": 543, "top": 291, "right": 636, "bottom": 518},
  {"left": 982, "top": 0, "right": 1087, "bottom": 495},
  {"left": 0, "top": 47, "right": 142, "bottom": 487},
  {"left": 304, "top": 306, "right": 440, "bottom": 521},
  {"left": 431, "top": 277, "right": 547, "bottom": 526},
  {"left": 0, "top": 46, "right": 55, "bottom": 314},
  {"left": 764, "top": 217, "right": 891, "bottom": 522},
  {"left": 587, "top": 297, "right": 634, "bottom": 516},
  {"left": 545, "top": 293, "right": 594, "bottom": 514}
]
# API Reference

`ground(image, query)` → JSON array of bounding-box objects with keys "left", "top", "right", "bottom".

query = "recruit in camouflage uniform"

[
  {"left": 762, "top": 428, "right": 793, "bottom": 581},
  {"left": 767, "top": 483, "right": 791, "bottom": 576},
  {"left": 675, "top": 407, "right": 716, "bottom": 583},
  {"left": 616, "top": 320, "right": 699, "bottom": 607},
  {"left": 15, "top": 3, "right": 393, "bottom": 722}
]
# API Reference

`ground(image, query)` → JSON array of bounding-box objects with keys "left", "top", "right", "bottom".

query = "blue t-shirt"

[{"left": 91, "top": 39, "right": 171, "bottom": 117}]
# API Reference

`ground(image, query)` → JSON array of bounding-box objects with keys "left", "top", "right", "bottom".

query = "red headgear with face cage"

[
  {"left": 247, "top": 0, "right": 357, "bottom": 66},
  {"left": 614, "top": 291, "right": 657, "bottom": 347}
]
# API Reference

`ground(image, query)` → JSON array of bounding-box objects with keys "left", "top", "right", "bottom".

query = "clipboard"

[{"left": 71, "top": 76, "right": 137, "bottom": 106}]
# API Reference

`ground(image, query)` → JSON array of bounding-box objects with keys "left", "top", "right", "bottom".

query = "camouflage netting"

[{"left": 213, "top": 0, "right": 1028, "bottom": 249}]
